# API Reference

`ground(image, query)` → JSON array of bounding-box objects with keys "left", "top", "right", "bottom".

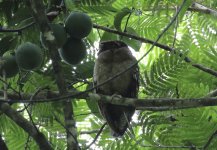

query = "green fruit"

[
  {"left": 59, "top": 38, "right": 86, "bottom": 65},
  {"left": 40, "top": 24, "right": 67, "bottom": 48},
  {"left": 65, "top": 12, "right": 92, "bottom": 39},
  {"left": 16, "top": 42, "right": 43, "bottom": 70},
  {"left": 0, "top": 55, "right": 19, "bottom": 78}
]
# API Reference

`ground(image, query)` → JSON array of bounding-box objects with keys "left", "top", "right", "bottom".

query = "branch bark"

[
  {"left": 28, "top": 0, "right": 79, "bottom": 149},
  {"left": 3, "top": 90, "right": 217, "bottom": 112},
  {"left": 142, "top": 2, "right": 217, "bottom": 17},
  {"left": 0, "top": 102, "right": 52, "bottom": 150},
  {"left": 189, "top": 2, "right": 217, "bottom": 16},
  {"left": 88, "top": 93, "right": 217, "bottom": 111},
  {"left": 0, "top": 134, "right": 8, "bottom": 150}
]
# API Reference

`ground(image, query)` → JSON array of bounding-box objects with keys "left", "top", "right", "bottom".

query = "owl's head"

[{"left": 99, "top": 41, "right": 127, "bottom": 54}]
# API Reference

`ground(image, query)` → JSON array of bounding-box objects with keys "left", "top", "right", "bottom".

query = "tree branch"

[
  {"left": 1, "top": 4, "right": 217, "bottom": 78},
  {"left": 142, "top": 2, "right": 217, "bottom": 17},
  {"left": 87, "top": 93, "right": 217, "bottom": 111},
  {"left": 54, "top": 115, "right": 78, "bottom": 145},
  {"left": 86, "top": 123, "right": 107, "bottom": 149},
  {"left": 0, "top": 22, "right": 35, "bottom": 33},
  {"left": 3, "top": 90, "right": 217, "bottom": 112},
  {"left": 0, "top": 134, "right": 8, "bottom": 150},
  {"left": 93, "top": 24, "right": 217, "bottom": 77},
  {"left": 28, "top": 0, "right": 79, "bottom": 149},
  {"left": 79, "top": 130, "right": 99, "bottom": 135},
  {"left": 0, "top": 102, "right": 52, "bottom": 150},
  {"left": 189, "top": 2, "right": 217, "bottom": 16},
  {"left": 203, "top": 130, "right": 217, "bottom": 150}
]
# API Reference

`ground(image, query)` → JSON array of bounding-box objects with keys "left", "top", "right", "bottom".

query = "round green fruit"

[
  {"left": 65, "top": 12, "right": 92, "bottom": 39},
  {"left": 40, "top": 24, "right": 67, "bottom": 48},
  {"left": 59, "top": 38, "right": 86, "bottom": 65},
  {"left": 0, "top": 55, "right": 19, "bottom": 78},
  {"left": 16, "top": 42, "right": 43, "bottom": 70}
]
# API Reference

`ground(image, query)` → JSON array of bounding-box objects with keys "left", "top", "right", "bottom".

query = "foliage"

[{"left": 1, "top": 0, "right": 217, "bottom": 149}]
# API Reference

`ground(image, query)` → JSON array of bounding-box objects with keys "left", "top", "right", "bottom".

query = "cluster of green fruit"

[
  {"left": 42, "top": 11, "right": 92, "bottom": 65},
  {"left": 0, "top": 42, "right": 43, "bottom": 78},
  {"left": 0, "top": 12, "right": 92, "bottom": 78}
]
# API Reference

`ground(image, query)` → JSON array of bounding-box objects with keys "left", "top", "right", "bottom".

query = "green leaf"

[
  {"left": 0, "top": 36, "right": 17, "bottom": 56},
  {"left": 76, "top": 61, "right": 95, "bottom": 79},
  {"left": 114, "top": 7, "right": 131, "bottom": 31},
  {"left": 121, "top": 27, "right": 142, "bottom": 51},
  {"left": 100, "top": 26, "right": 119, "bottom": 42}
]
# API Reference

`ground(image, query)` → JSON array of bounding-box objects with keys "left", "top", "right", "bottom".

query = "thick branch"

[
  {"left": 28, "top": 0, "right": 78, "bottom": 149},
  {"left": 0, "top": 134, "right": 8, "bottom": 150},
  {"left": 189, "top": 2, "right": 217, "bottom": 16},
  {"left": 0, "top": 103, "right": 52, "bottom": 150},
  {"left": 3, "top": 90, "right": 217, "bottom": 111},
  {"left": 88, "top": 93, "right": 217, "bottom": 111}
]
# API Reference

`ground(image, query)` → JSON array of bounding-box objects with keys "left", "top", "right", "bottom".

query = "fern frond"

[{"left": 143, "top": 52, "right": 187, "bottom": 97}]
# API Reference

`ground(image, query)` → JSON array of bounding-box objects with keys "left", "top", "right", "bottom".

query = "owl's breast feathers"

[{"left": 94, "top": 41, "right": 139, "bottom": 136}]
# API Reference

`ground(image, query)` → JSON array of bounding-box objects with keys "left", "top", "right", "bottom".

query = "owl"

[{"left": 93, "top": 40, "right": 139, "bottom": 137}]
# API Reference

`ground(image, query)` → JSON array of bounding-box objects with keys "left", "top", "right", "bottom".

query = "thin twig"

[
  {"left": 207, "top": 89, "right": 217, "bottom": 97},
  {"left": 0, "top": 22, "right": 35, "bottom": 33},
  {"left": 203, "top": 130, "right": 217, "bottom": 150},
  {"left": 21, "top": 88, "right": 44, "bottom": 133},
  {"left": 86, "top": 122, "right": 107, "bottom": 149},
  {"left": 139, "top": 143, "right": 196, "bottom": 149},
  {"left": 18, "top": 87, "right": 49, "bottom": 112},
  {"left": 80, "top": 130, "right": 99, "bottom": 135},
  {"left": 123, "top": 9, "right": 133, "bottom": 32},
  {"left": 0, "top": 4, "right": 64, "bottom": 33},
  {"left": 172, "top": 6, "right": 179, "bottom": 48},
  {"left": 74, "top": 112, "right": 96, "bottom": 117},
  {"left": 24, "top": 135, "right": 31, "bottom": 150},
  {"left": 54, "top": 114, "right": 79, "bottom": 145},
  {"left": 0, "top": 77, "right": 20, "bottom": 95},
  {"left": 3, "top": 71, "right": 7, "bottom": 101},
  {"left": 175, "top": 84, "right": 180, "bottom": 98},
  {"left": 23, "top": 104, "right": 39, "bottom": 131}
]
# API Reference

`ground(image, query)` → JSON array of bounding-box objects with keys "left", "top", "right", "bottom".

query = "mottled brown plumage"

[{"left": 93, "top": 40, "right": 139, "bottom": 137}]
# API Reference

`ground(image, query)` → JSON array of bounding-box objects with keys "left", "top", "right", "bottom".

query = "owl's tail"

[{"left": 98, "top": 102, "right": 135, "bottom": 137}]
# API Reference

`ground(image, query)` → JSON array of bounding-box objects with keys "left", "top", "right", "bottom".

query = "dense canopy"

[{"left": 0, "top": 0, "right": 217, "bottom": 150}]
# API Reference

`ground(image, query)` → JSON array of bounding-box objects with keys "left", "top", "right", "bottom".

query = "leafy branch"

[
  {"left": 0, "top": 102, "right": 52, "bottom": 150},
  {"left": 93, "top": 24, "right": 217, "bottom": 77}
]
